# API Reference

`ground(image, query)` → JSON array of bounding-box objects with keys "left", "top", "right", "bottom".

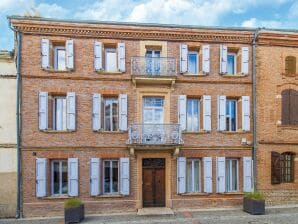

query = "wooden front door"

[{"left": 142, "top": 158, "right": 165, "bottom": 207}]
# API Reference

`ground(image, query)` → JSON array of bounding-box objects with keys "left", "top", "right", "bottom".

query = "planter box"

[
  {"left": 64, "top": 204, "right": 85, "bottom": 224},
  {"left": 243, "top": 197, "right": 265, "bottom": 215}
]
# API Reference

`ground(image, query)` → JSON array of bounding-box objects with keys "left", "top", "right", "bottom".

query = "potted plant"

[
  {"left": 64, "top": 198, "right": 85, "bottom": 223},
  {"left": 243, "top": 191, "right": 265, "bottom": 215}
]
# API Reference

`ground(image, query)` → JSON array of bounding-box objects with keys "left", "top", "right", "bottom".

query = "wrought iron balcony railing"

[
  {"left": 127, "top": 124, "right": 183, "bottom": 145},
  {"left": 131, "top": 57, "right": 177, "bottom": 77}
]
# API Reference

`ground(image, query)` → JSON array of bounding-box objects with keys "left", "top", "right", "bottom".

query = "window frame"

[
  {"left": 53, "top": 46, "right": 66, "bottom": 70},
  {"left": 103, "top": 97, "right": 119, "bottom": 132},
  {"left": 105, "top": 48, "right": 117, "bottom": 72},
  {"left": 51, "top": 160, "right": 68, "bottom": 196},
  {"left": 281, "top": 152, "right": 295, "bottom": 183},
  {"left": 52, "top": 96, "right": 67, "bottom": 131},
  {"left": 142, "top": 97, "right": 164, "bottom": 124},
  {"left": 227, "top": 52, "right": 237, "bottom": 75},
  {"left": 186, "top": 158, "right": 201, "bottom": 193},
  {"left": 187, "top": 51, "right": 199, "bottom": 74},
  {"left": 226, "top": 99, "right": 238, "bottom": 131},
  {"left": 225, "top": 158, "right": 239, "bottom": 192},
  {"left": 103, "top": 159, "right": 119, "bottom": 194},
  {"left": 186, "top": 98, "right": 200, "bottom": 132}
]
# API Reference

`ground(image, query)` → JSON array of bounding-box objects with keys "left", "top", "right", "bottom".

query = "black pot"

[
  {"left": 64, "top": 204, "right": 85, "bottom": 224},
  {"left": 243, "top": 197, "right": 265, "bottom": 215}
]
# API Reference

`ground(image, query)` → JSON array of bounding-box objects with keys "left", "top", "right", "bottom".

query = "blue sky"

[{"left": 1, "top": 0, "right": 298, "bottom": 50}]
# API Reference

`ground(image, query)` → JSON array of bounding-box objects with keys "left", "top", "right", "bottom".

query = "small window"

[
  {"left": 103, "top": 160, "right": 119, "bottom": 194},
  {"left": 188, "top": 51, "right": 198, "bottom": 74},
  {"left": 186, "top": 159, "right": 201, "bottom": 193},
  {"left": 51, "top": 160, "right": 68, "bottom": 195},
  {"left": 54, "top": 46, "right": 66, "bottom": 70},
  {"left": 282, "top": 89, "right": 298, "bottom": 126},
  {"left": 226, "top": 99, "right": 237, "bottom": 131},
  {"left": 272, "top": 151, "right": 295, "bottom": 184},
  {"left": 285, "top": 56, "right": 296, "bottom": 75},
  {"left": 105, "top": 48, "right": 117, "bottom": 72},
  {"left": 227, "top": 53, "right": 237, "bottom": 75},
  {"left": 104, "top": 97, "right": 118, "bottom": 131},
  {"left": 187, "top": 98, "right": 199, "bottom": 132},
  {"left": 53, "top": 96, "right": 67, "bottom": 131},
  {"left": 225, "top": 159, "right": 238, "bottom": 192}
]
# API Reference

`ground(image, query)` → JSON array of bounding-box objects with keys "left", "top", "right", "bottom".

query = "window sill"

[
  {"left": 95, "top": 194, "right": 125, "bottom": 198},
  {"left": 217, "top": 192, "right": 243, "bottom": 195},
  {"left": 40, "top": 195, "right": 71, "bottom": 199},
  {"left": 43, "top": 68, "right": 73, "bottom": 73},
  {"left": 276, "top": 125, "right": 298, "bottom": 130},
  {"left": 183, "top": 130, "right": 210, "bottom": 134},
  {"left": 281, "top": 73, "right": 297, "bottom": 78},
  {"left": 93, "top": 130, "right": 127, "bottom": 133},
  {"left": 221, "top": 130, "right": 249, "bottom": 134},
  {"left": 181, "top": 192, "right": 211, "bottom": 196},
  {"left": 221, "top": 73, "right": 248, "bottom": 77},
  {"left": 95, "top": 70, "right": 124, "bottom": 75},
  {"left": 183, "top": 73, "right": 208, "bottom": 77},
  {"left": 40, "top": 130, "right": 75, "bottom": 133}
]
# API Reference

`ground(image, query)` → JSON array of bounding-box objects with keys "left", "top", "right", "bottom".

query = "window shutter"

[
  {"left": 120, "top": 157, "right": 130, "bottom": 195},
  {"left": 243, "top": 157, "right": 252, "bottom": 192},
  {"left": 216, "top": 157, "right": 225, "bottom": 193},
  {"left": 290, "top": 89, "right": 298, "bottom": 125},
  {"left": 39, "top": 91, "right": 48, "bottom": 130},
  {"left": 94, "top": 41, "right": 103, "bottom": 71},
  {"left": 118, "top": 43, "right": 126, "bottom": 72},
  {"left": 180, "top": 44, "right": 188, "bottom": 73},
  {"left": 203, "top": 157, "right": 212, "bottom": 193},
  {"left": 92, "top": 93, "right": 101, "bottom": 131},
  {"left": 36, "top": 158, "right": 47, "bottom": 197},
  {"left": 285, "top": 56, "right": 296, "bottom": 75},
  {"left": 242, "top": 96, "right": 250, "bottom": 131},
  {"left": 271, "top": 151, "right": 281, "bottom": 184},
  {"left": 41, "top": 39, "right": 50, "bottom": 69},
  {"left": 178, "top": 95, "right": 187, "bottom": 131},
  {"left": 282, "top": 89, "right": 290, "bottom": 125},
  {"left": 67, "top": 92, "right": 76, "bottom": 131},
  {"left": 217, "top": 95, "right": 226, "bottom": 131},
  {"left": 119, "top": 94, "right": 128, "bottom": 131},
  {"left": 68, "top": 158, "right": 79, "bottom": 196},
  {"left": 203, "top": 95, "right": 211, "bottom": 132},
  {"left": 90, "top": 158, "right": 100, "bottom": 196},
  {"left": 220, "top": 45, "right": 227, "bottom": 74},
  {"left": 202, "top": 45, "right": 210, "bottom": 74},
  {"left": 177, "top": 157, "right": 186, "bottom": 194},
  {"left": 66, "top": 39, "right": 74, "bottom": 70},
  {"left": 241, "top": 47, "right": 249, "bottom": 75}
]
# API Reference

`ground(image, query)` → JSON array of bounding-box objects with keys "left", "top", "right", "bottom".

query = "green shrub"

[
  {"left": 64, "top": 198, "right": 83, "bottom": 208},
  {"left": 244, "top": 192, "right": 265, "bottom": 201}
]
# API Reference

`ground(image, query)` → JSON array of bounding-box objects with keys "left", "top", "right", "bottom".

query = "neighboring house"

[
  {"left": 9, "top": 16, "right": 254, "bottom": 217},
  {"left": 256, "top": 32, "right": 298, "bottom": 204},
  {"left": 0, "top": 50, "right": 17, "bottom": 217}
]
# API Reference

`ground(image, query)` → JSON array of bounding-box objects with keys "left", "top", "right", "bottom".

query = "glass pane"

[
  {"left": 227, "top": 54, "right": 235, "bottom": 74},
  {"left": 194, "top": 160, "right": 200, "bottom": 192},
  {"left": 230, "top": 101, "right": 236, "bottom": 131},
  {"left": 154, "top": 108, "right": 163, "bottom": 123},
  {"left": 232, "top": 160, "right": 238, "bottom": 191},
  {"left": 225, "top": 160, "right": 230, "bottom": 192},
  {"left": 53, "top": 162, "right": 60, "bottom": 194},
  {"left": 188, "top": 53, "right": 198, "bottom": 74},
  {"left": 112, "top": 102, "right": 118, "bottom": 131},
  {"left": 146, "top": 51, "right": 152, "bottom": 58},
  {"left": 143, "top": 109, "right": 153, "bottom": 123},
  {"left": 186, "top": 160, "right": 192, "bottom": 192},
  {"left": 57, "top": 49, "right": 66, "bottom": 70},
  {"left": 187, "top": 99, "right": 193, "bottom": 131},
  {"left": 62, "top": 161, "right": 68, "bottom": 194},
  {"left": 106, "top": 50, "right": 117, "bottom": 72},
  {"left": 104, "top": 161, "right": 110, "bottom": 193},
  {"left": 112, "top": 161, "right": 118, "bottom": 193}
]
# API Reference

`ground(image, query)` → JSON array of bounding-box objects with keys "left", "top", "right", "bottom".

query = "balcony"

[
  {"left": 127, "top": 123, "right": 183, "bottom": 146},
  {"left": 131, "top": 57, "right": 177, "bottom": 86}
]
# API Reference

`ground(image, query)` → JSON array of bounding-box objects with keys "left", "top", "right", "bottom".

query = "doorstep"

[{"left": 137, "top": 207, "right": 174, "bottom": 216}]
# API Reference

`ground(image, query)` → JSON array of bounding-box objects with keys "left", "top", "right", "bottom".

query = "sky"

[{"left": 1, "top": 0, "right": 298, "bottom": 50}]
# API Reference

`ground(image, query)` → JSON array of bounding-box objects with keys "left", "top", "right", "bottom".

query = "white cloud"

[
  {"left": 34, "top": 3, "right": 69, "bottom": 18},
  {"left": 241, "top": 18, "right": 282, "bottom": 28}
]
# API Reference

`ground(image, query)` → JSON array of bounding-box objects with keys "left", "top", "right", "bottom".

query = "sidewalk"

[{"left": 0, "top": 205, "right": 297, "bottom": 224}]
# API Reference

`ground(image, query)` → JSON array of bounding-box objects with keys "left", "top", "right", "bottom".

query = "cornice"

[
  {"left": 258, "top": 33, "right": 298, "bottom": 47},
  {"left": 10, "top": 19, "right": 254, "bottom": 44}
]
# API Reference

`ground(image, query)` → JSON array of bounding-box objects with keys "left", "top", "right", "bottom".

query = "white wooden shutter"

[
  {"left": 120, "top": 157, "right": 130, "bottom": 195},
  {"left": 177, "top": 157, "right": 186, "bottom": 194},
  {"left": 94, "top": 41, "right": 103, "bottom": 71},
  {"left": 90, "top": 158, "right": 100, "bottom": 196},
  {"left": 178, "top": 95, "right": 187, "bottom": 131},
  {"left": 180, "top": 44, "right": 188, "bottom": 73},
  {"left": 41, "top": 39, "right": 50, "bottom": 69},
  {"left": 242, "top": 96, "right": 250, "bottom": 131},
  {"left": 203, "top": 157, "right": 212, "bottom": 193},
  {"left": 66, "top": 39, "right": 74, "bottom": 70},
  {"left": 202, "top": 45, "right": 210, "bottom": 73},
  {"left": 92, "top": 93, "right": 101, "bottom": 131},
  {"left": 216, "top": 157, "right": 225, "bottom": 193},
  {"left": 119, "top": 94, "right": 128, "bottom": 131},
  {"left": 118, "top": 43, "right": 126, "bottom": 72},
  {"left": 217, "top": 95, "right": 226, "bottom": 131},
  {"left": 36, "top": 158, "right": 47, "bottom": 197},
  {"left": 241, "top": 47, "right": 249, "bottom": 75},
  {"left": 220, "top": 45, "right": 227, "bottom": 74},
  {"left": 67, "top": 92, "right": 76, "bottom": 131},
  {"left": 243, "top": 157, "right": 252, "bottom": 192},
  {"left": 68, "top": 158, "right": 79, "bottom": 196},
  {"left": 39, "top": 91, "right": 48, "bottom": 130},
  {"left": 203, "top": 95, "right": 211, "bottom": 131}
]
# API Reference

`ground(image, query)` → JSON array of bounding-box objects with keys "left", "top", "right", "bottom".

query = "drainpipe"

[
  {"left": 9, "top": 19, "right": 22, "bottom": 219},
  {"left": 252, "top": 28, "right": 261, "bottom": 192}
]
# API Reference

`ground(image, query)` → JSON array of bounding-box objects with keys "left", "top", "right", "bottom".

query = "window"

[
  {"left": 54, "top": 46, "right": 66, "bottom": 70},
  {"left": 188, "top": 51, "right": 198, "bottom": 74},
  {"left": 285, "top": 56, "right": 296, "bottom": 75},
  {"left": 143, "top": 97, "right": 164, "bottom": 124},
  {"left": 282, "top": 89, "right": 298, "bottom": 125},
  {"left": 105, "top": 48, "right": 117, "bottom": 72},
  {"left": 145, "top": 50, "right": 161, "bottom": 75},
  {"left": 227, "top": 53, "right": 236, "bottom": 75},
  {"left": 186, "top": 159, "right": 201, "bottom": 193},
  {"left": 103, "top": 160, "right": 119, "bottom": 194},
  {"left": 104, "top": 97, "right": 118, "bottom": 131},
  {"left": 272, "top": 151, "right": 295, "bottom": 184},
  {"left": 51, "top": 160, "right": 68, "bottom": 195},
  {"left": 225, "top": 159, "right": 238, "bottom": 192},
  {"left": 226, "top": 99, "right": 237, "bottom": 131},
  {"left": 53, "top": 96, "right": 67, "bottom": 131},
  {"left": 187, "top": 98, "right": 199, "bottom": 132}
]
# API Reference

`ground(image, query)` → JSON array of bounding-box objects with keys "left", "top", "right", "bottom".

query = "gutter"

[{"left": 9, "top": 19, "right": 22, "bottom": 219}]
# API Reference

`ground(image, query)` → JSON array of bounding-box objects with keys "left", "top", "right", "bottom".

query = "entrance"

[{"left": 142, "top": 158, "right": 165, "bottom": 207}]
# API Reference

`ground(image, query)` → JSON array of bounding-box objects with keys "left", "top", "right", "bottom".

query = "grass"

[
  {"left": 64, "top": 198, "right": 83, "bottom": 208},
  {"left": 244, "top": 192, "right": 265, "bottom": 201}
]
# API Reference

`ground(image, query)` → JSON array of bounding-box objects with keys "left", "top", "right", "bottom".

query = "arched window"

[
  {"left": 271, "top": 151, "right": 295, "bottom": 184},
  {"left": 281, "top": 89, "right": 298, "bottom": 125},
  {"left": 285, "top": 56, "right": 296, "bottom": 75}
]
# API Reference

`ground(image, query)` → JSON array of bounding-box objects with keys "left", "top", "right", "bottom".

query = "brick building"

[{"left": 9, "top": 16, "right": 259, "bottom": 217}]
